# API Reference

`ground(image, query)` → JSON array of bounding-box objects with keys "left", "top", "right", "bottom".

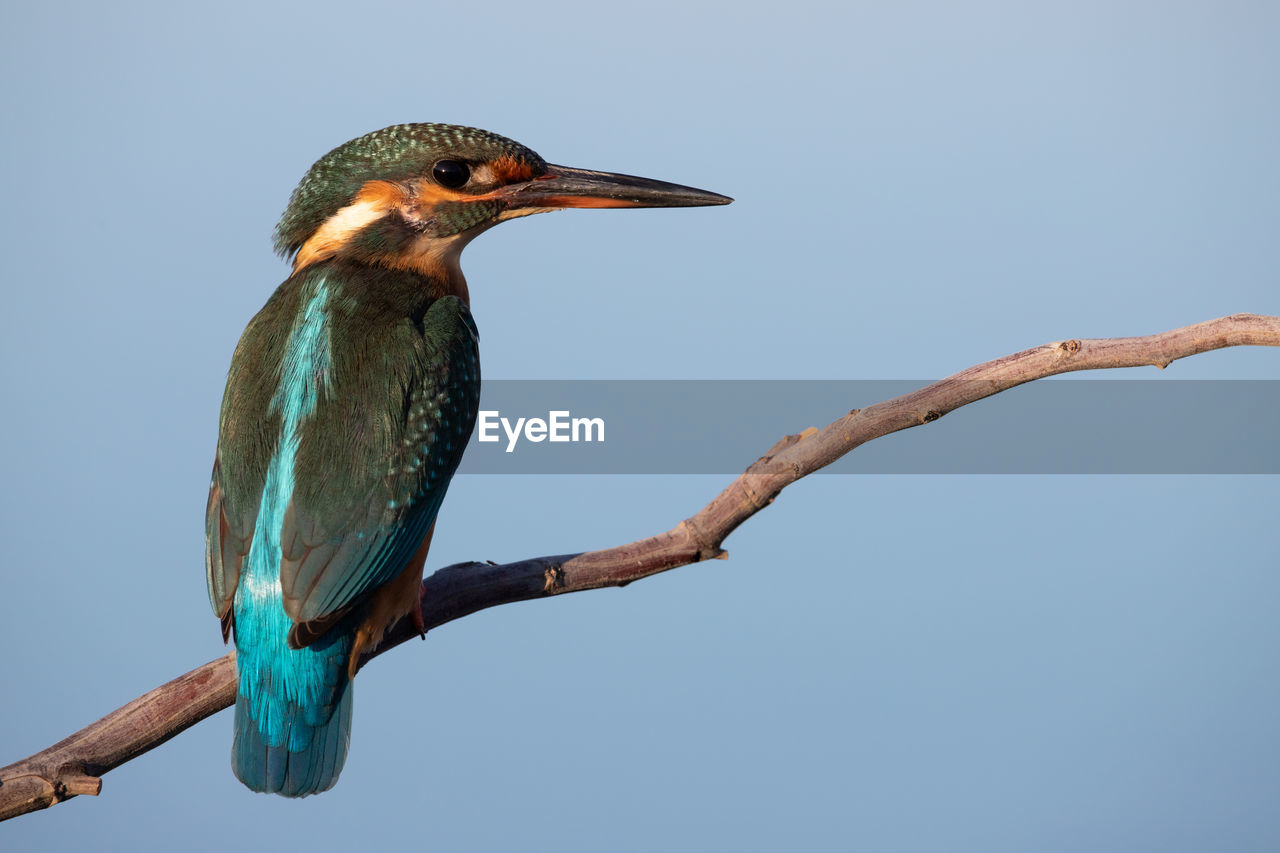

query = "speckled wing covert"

[{"left": 206, "top": 278, "right": 480, "bottom": 644}]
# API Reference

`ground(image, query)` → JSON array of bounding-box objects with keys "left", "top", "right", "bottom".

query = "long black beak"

[{"left": 500, "top": 164, "right": 732, "bottom": 210}]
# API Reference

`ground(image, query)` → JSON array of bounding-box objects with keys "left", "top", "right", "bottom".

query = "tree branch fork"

[{"left": 2, "top": 313, "right": 1276, "bottom": 821}]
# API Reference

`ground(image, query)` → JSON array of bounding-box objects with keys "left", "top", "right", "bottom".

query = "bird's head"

[{"left": 274, "top": 123, "right": 730, "bottom": 287}]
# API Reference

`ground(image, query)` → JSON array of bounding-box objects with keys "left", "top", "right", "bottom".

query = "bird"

[{"left": 205, "top": 122, "right": 731, "bottom": 796}]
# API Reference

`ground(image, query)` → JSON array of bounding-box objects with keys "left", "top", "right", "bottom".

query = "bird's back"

[{"left": 207, "top": 261, "right": 480, "bottom": 795}]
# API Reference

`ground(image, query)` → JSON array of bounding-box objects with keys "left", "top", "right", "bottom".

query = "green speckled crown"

[{"left": 273, "top": 123, "right": 546, "bottom": 257}]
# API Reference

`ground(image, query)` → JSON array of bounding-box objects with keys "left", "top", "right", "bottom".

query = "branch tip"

[{"left": 60, "top": 775, "right": 101, "bottom": 798}]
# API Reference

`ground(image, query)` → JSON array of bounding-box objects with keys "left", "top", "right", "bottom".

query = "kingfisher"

[{"left": 205, "top": 123, "right": 730, "bottom": 796}]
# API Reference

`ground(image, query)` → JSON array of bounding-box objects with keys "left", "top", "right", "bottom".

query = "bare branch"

[
  {"left": 0, "top": 658, "right": 235, "bottom": 820},
  {"left": 3, "top": 312, "right": 1276, "bottom": 821}
]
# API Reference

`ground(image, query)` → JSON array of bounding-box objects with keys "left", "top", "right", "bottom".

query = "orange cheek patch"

[
  {"left": 294, "top": 181, "right": 406, "bottom": 271},
  {"left": 353, "top": 180, "right": 410, "bottom": 207},
  {"left": 360, "top": 179, "right": 478, "bottom": 216},
  {"left": 405, "top": 181, "right": 457, "bottom": 207},
  {"left": 490, "top": 154, "right": 537, "bottom": 183}
]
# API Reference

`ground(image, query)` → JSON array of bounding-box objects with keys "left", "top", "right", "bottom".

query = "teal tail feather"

[
  {"left": 232, "top": 676, "right": 353, "bottom": 797},
  {"left": 231, "top": 598, "right": 356, "bottom": 797}
]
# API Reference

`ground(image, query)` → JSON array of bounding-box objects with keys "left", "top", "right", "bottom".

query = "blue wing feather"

[{"left": 278, "top": 292, "right": 480, "bottom": 629}]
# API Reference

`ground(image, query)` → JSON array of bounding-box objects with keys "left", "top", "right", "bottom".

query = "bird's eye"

[{"left": 432, "top": 160, "right": 471, "bottom": 189}]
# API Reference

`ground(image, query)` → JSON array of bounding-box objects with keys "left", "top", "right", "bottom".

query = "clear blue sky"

[{"left": 2, "top": 1, "right": 1277, "bottom": 850}]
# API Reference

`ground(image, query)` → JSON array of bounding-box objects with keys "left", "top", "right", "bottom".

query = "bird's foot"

[{"left": 412, "top": 593, "right": 426, "bottom": 640}]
